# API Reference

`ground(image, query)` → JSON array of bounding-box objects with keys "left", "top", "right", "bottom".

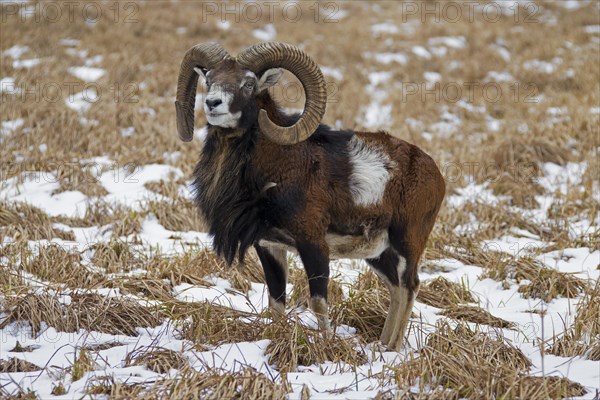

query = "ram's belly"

[
  {"left": 326, "top": 231, "right": 389, "bottom": 259},
  {"left": 259, "top": 230, "right": 388, "bottom": 260}
]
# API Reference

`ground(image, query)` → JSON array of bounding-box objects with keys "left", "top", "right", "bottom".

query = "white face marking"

[
  {"left": 240, "top": 71, "right": 256, "bottom": 88},
  {"left": 203, "top": 84, "right": 241, "bottom": 128},
  {"left": 347, "top": 136, "right": 392, "bottom": 206}
]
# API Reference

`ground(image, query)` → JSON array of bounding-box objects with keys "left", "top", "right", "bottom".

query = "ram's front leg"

[
  {"left": 255, "top": 244, "right": 288, "bottom": 320},
  {"left": 296, "top": 240, "right": 331, "bottom": 330}
]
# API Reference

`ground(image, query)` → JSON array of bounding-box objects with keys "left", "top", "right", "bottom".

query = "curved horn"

[
  {"left": 175, "top": 43, "right": 231, "bottom": 142},
  {"left": 236, "top": 42, "right": 327, "bottom": 145}
]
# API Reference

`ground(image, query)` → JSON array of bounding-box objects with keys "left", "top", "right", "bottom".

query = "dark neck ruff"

[{"left": 192, "top": 125, "right": 269, "bottom": 265}]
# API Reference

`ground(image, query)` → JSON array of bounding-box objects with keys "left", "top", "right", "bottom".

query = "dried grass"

[
  {"left": 548, "top": 282, "right": 600, "bottom": 359},
  {"left": 0, "top": 202, "right": 75, "bottom": 241},
  {"left": 9, "top": 341, "right": 36, "bottom": 353},
  {"left": 289, "top": 266, "right": 345, "bottom": 308},
  {"left": 21, "top": 244, "right": 105, "bottom": 288},
  {"left": 55, "top": 200, "right": 131, "bottom": 229},
  {"left": 439, "top": 306, "right": 515, "bottom": 329},
  {"left": 124, "top": 346, "right": 189, "bottom": 373},
  {"left": 116, "top": 277, "right": 174, "bottom": 301},
  {"left": 51, "top": 164, "right": 108, "bottom": 197},
  {"left": 143, "top": 178, "right": 185, "bottom": 199},
  {"left": 0, "top": 292, "right": 161, "bottom": 336},
  {"left": 0, "top": 357, "right": 42, "bottom": 373},
  {"left": 515, "top": 258, "right": 586, "bottom": 302},
  {"left": 147, "top": 198, "right": 206, "bottom": 233},
  {"left": 145, "top": 248, "right": 265, "bottom": 290},
  {"left": 86, "top": 376, "right": 145, "bottom": 398},
  {"left": 332, "top": 270, "right": 389, "bottom": 342},
  {"left": 173, "top": 301, "right": 265, "bottom": 346},
  {"left": 86, "top": 366, "right": 288, "bottom": 399},
  {"left": 111, "top": 210, "right": 144, "bottom": 238},
  {"left": 91, "top": 239, "right": 142, "bottom": 273},
  {"left": 84, "top": 341, "right": 124, "bottom": 352},
  {"left": 145, "top": 251, "right": 217, "bottom": 286},
  {"left": 395, "top": 321, "right": 584, "bottom": 398},
  {"left": 154, "top": 367, "right": 288, "bottom": 399},
  {"left": 0, "top": 262, "right": 26, "bottom": 294},
  {"left": 264, "top": 318, "right": 367, "bottom": 372},
  {"left": 492, "top": 138, "right": 571, "bottom": 175},
  {"left": 417, "top": 277, "right": 475, "bottom": 309},
  {"left": 71, "top": 349, "right": 96, "bottom": 381},
  {"left": 0, "top": 389, "right": 38, "bottom": 400}
]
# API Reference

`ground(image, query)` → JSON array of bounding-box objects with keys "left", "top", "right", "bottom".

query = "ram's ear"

[
  {"left": 257, "top": 68, "right": 283, "bottom": 92},
  {"left": 193, "top": 67, "right": 210, "bottom": 82}
]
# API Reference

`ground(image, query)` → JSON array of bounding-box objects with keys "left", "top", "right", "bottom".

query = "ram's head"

[{"left": 175, "top": 42, "right": 327, "bottom": 145}]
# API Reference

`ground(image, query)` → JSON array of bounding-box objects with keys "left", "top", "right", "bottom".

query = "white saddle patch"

[{"left": 347, "top": 136, "right": 391, "bottom": 206}]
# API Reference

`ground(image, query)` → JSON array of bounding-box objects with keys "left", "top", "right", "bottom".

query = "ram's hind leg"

[
  {"left": 255, "top": 244, "right": 288, "bottom": 320},
  {"left": 385, "top": 224, "right": 424, "bottom": 351},
  {"left": 366, "top": 248, "right": 408, "bottom": 348}
]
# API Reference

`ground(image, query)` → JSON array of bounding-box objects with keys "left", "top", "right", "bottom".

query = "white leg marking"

[
  {"left": 310, "top": 296, "right": 330, "bottom": 331},
  {"left": 347, "top": 136, "right": 393, "bottom": 206},
  {"left": 380, "top": 284, "right": 399, "bottom": 345},
  {"left": 388, "top": 287, "right": 413, "bottom": 351},
  {"left": 384, "top": 256, "right": 409, "bottom": 350},
  {"left": 269, "top": 296, "right": 286, "bottom": 320}
]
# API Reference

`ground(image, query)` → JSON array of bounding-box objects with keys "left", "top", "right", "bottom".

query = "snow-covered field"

[{"left": 1, "top": 1, "right": 599, "bottom": 399}]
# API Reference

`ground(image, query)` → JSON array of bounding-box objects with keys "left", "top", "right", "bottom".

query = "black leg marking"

[
  {"left": 254, "top": 244, "right": 287, "bottom": 304},
  {"left": 296, "top": 241, "right": 330, "bottom": 301},
  {"left": 366, "top": 248, "right": 400, "bottom": 286}
]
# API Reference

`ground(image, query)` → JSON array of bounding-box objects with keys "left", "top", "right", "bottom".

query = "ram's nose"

[{"left": 205, "top": 98, "right": 222, "bottom": 111}]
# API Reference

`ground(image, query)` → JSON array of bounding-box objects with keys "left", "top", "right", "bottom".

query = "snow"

[
  {"left": 584, "top": 25, "right": 600, "bottom": 34},
  {"left": 12, "top": 58, "right": 41, "bottom": 69},
  {"left": 0, "top": 162, "right": 184, "bottom": 218},
  {"left": 0, "top": 77, "right": 21, "bottom": 95},
  {"left": 427, "top": 36, "right": 467, "bottom": 49},
  {"left": 59, "top": 38, "right": 81, "bottom": 46},
  {"left": 65, "top": 89, "right": 98, "bottom": 113},
  {"left": 119, "top": 126, "right": 135, "bottom": 138},
  {"left": 411, "top": 46, "right": 432, "bottom": 59},
  {"left": 252, "top": 24, "right": 277, "bottom": 41},
  {"left": 67, "top": 66, "right": 106, "bottom": 82},
  {"left": 138, "top": 107, "right": 156, "bottom": 117},
  {"left": 423, "top": 71, "right": 442, "bottom": 83},
  {"left": 370, "top": 22, "right": 399, "bottom": 35},
  {"left": 523, "top": 58, "right": 562, "bottom": 74},
  {"left": 320, "top": 66, "right": 344, "bottom": 81},
  {"left": 558, "top": 0, "right": 592, "bottom": 10},
  {"left": 360, "top": 71, "right": 393, "bottom": 130},
  {"left": 494, "top": 45, "right": 512, "bottom": 62},
  {"left": 485, "top": 70, "right": 515, "bottom": 82},
  {"left": 365, "top": 52, "right": 409, "bottom": 65},
  {"left": 3, "top": 45, "right": 29, "bottom": 58},
  {"left": 216, "top": 20, "right": 231, "bottom": 30},
  {"left": 1, "top": 118, "right": 24, "bottom": 136}
]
